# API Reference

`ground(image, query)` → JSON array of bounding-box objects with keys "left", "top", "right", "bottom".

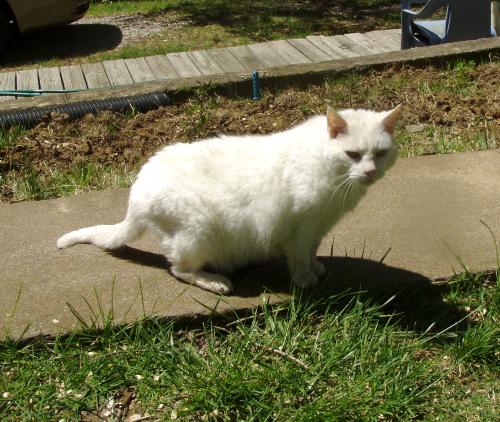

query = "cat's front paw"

[
  {"left": 291, "top": 271, "right": 319, "bottom": 289},
  {"left": 311, "top": 260, "right": 326, "bottom": 277}
]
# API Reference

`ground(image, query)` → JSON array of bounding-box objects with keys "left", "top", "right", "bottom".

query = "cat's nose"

[{"left": 364, "top": 169, "right": 376, "bottom": 178}]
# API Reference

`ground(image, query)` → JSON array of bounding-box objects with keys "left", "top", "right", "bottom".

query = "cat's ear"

[
  {"left": 382, "top": 104, "right": 402, "bottom": 135},
  {"left": 327, "top": 107, "right": 347, "bottom": 139}
]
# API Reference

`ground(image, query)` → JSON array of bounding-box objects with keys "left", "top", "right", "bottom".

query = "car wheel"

[{"left": 0, "top": 6, "right": 14, "bottom": 55}]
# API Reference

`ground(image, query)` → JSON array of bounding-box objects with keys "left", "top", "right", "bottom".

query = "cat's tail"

[{"left": 57, "top": 216, "right": 144, "bottom": 250}]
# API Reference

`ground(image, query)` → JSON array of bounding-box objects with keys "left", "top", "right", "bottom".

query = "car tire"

[{"left": 0, "top": 6, "right": 13, "bottom": 55}]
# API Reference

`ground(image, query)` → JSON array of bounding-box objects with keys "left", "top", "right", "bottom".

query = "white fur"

[{"left": 57, "top": 108, "right": 400, "bottom": 294}]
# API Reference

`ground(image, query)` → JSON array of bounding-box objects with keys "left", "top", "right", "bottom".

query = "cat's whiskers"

[
  {"left": 330, "top": 175, "right": 352, "bottom": 211},
  {"left": 330, "top": 174, "right": 350, "bottom": 195},
  {"left": 327, "top": 175, "right": 351, "bottom": 206},
  {"left": 341, "top": 177, "right": 361, "bottom": 210},
  {"left": 341, "top": 178, "right": 354, "bottom": 210}
]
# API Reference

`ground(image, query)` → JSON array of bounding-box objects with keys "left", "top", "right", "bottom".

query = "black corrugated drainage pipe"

[{"left": 0, "top": 92, "right": 171, "bottom": 129}]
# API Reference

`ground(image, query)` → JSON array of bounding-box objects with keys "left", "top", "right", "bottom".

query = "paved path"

[{"left": 1, "top": 150, "right": 499, "bottom": 340}]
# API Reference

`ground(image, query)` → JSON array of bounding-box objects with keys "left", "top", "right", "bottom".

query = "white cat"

[{"left": 57, "top": 106, "right": 401, "bottom": 294}]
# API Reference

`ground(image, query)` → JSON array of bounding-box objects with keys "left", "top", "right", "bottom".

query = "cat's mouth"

[
  {"left": 351, "top": 175, "right": 374, "bottom": 186},
  {"left": 361, "top": 177, "right": 376, "bottom": 185}
]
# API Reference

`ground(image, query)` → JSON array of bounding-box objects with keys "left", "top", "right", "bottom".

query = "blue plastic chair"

[{"left": 401, "top": 0, "right": 495, "bottom": 49}]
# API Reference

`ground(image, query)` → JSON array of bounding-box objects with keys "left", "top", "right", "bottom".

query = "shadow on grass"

[
  {"left": 0, "top": 24, "right": 122, "bottom": 68},
  {"left": 159, "top": 0, "right": 400, "bottom": 40},
  {"left": 109, "top": 246, "right": 469, "bottom": 337}
]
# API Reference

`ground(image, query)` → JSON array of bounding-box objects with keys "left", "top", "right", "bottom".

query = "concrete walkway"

[{"left": 1, "top": 149, "right": 499, "bottom": 340}]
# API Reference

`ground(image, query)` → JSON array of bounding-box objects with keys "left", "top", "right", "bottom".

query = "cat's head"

[{"left": 327, "top": 105, "right": 401, "bottom": 184}]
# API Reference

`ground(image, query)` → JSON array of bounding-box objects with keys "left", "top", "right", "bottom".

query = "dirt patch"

[
  {"left": 0, "top": 94, "right": 305, "bottom": 175},
  {"left": 0, "top": 61, "right": 499, "bottom": 202}
]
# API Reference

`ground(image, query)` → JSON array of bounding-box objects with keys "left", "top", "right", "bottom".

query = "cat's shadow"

[
  {"left": 109, "top": 246, "right": 429, "bottom": 296},
  {"left": 109, "top": 247, "right": 468, "bottom": 334}
]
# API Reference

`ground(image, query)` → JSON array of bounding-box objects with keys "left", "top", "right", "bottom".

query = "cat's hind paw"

[
  {"left": 202, "top": 278, "right": 234, "bottom": 295},
  {"left": 171, "top": 268, "right": 234, "bottom": 295}
]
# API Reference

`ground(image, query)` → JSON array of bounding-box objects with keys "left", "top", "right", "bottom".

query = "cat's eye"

[
  {"left": 345, "top": 151, "right": 361, "bottom": 160},
  {"left": 376, "top": 149, "right": 388, "bottom": 158}
]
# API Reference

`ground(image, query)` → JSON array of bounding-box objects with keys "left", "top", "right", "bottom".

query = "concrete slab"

[{"left": 1, "top": 150, "right": 499, "bottom": 340}]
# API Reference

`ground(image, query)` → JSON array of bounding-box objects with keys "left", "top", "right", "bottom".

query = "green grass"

[
  {"left": 88, "top": 0, "right": 174, "bottom": 16},
  {"left": 0, "top": 163, "right": 136, "bottom": 202},
  {"left": 397, "top": 124, "right": 495, "bottom": 158},
  {"left": 85, "top": 24, "right": 250, "bottom": 63},
  {"left": 1, "top": 271, "right": 498, "bottom": 420},
  {"left": 87, "top": 0, "right": 399, "bottom": 51},
  {"left": 0, "top": 127, "right": 27, "bottom": 150},
  {"left": 88, "top": 0, "right": 399, "bottom": 22}
]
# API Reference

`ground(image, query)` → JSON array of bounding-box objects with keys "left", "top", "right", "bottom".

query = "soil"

[{"left": 0, "top": 62, "right": 499, "bottom": 202}]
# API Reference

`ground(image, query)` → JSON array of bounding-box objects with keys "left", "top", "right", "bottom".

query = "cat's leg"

[
  {"left": 162, "top": 232, "right": 234, "bottom": 295},
  {"left": 170, "top": 266, "right": 234, "bottom": 295},
  {"left": 311, "top": 256, "right": 326, "bottom": 278},
  {"left": 310, "top": 239, "right": 326, "bottom": 277},
  {"left": 283, "top": 230, "right": 319, "bottom": 289},
  {"left": 311, "top": 259, "right": 326, "bottom": 277}
]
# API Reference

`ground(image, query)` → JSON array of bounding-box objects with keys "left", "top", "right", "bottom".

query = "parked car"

[{"left": 0, "top": 0, "right": 90, "bottom": 54}]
